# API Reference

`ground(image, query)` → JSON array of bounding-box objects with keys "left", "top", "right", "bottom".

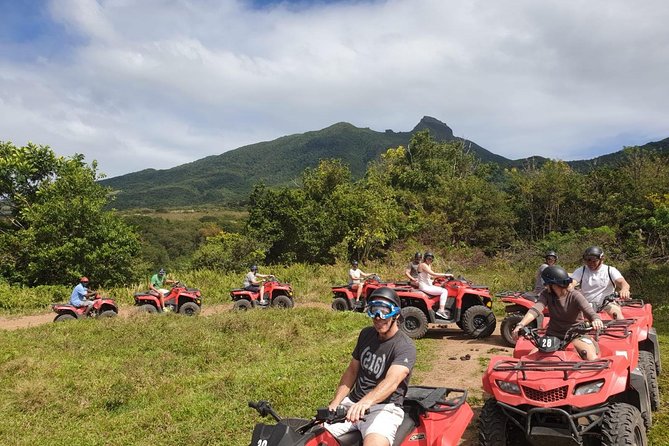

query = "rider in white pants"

[{"left": 417, "top": 252, "right": 453, "bottom": 319}]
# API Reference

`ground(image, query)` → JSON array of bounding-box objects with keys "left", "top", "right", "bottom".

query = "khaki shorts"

[{"left": 324, "top": 397, "right": 405, "bottom": 444}]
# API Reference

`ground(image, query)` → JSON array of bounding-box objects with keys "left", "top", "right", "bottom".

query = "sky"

[{"left": 1, "top": 0, "right": 668, "bottom": 178}]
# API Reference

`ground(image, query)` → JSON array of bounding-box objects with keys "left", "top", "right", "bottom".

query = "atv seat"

[
  {"left": 521, "top": 292, "right": 539, "bottom": 302},
  {"left": 469, "top": 285, "right": 489, "bottom": 290}
]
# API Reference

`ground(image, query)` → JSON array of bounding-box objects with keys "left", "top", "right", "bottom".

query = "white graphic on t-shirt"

[{"left": 360, "top": 346, "right": 387, "bottom": 379}]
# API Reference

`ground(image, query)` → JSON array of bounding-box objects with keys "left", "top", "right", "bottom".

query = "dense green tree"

[
  {"left": 190, "top": 231, "right": 266, "bottom": 272},
  {"left": 0, "top": 142, "right": 140, "bottom": 286}
]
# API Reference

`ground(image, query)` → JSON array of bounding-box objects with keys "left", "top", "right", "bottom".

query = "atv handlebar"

[{"left": 248, "top": 400, "right": 282, "bottom": 423}]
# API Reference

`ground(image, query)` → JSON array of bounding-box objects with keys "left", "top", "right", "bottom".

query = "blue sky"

[{"left": 1, "top": 0, "right": 668, "bottom": 177}]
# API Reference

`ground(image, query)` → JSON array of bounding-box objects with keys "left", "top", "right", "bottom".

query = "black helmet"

[
  {"left": 351, "top": 260, "right": 359, "bottom": 266},
  {"left": 367, "top": 287, "right": 401, "bottom": 308},
  {"left": 541, "top": 265, "right": 573, "bottom": 287},
  {"left": 250, "top": 265, "right": 258, "bottom": 271},
  {"left": 158, "top": 268, "right": 166, "bottom": 275},
  {"left": 413, "top": 252, "right": 422, "bottom": 261},
  {"left": 545, "top": 251, "right": 558, "bottom": 260},
  {"left": 423, "top": 252, "right": 434, "bottom": 260},
  {"left": 583, "top": 246, "right": 604, "bottom": 259}
]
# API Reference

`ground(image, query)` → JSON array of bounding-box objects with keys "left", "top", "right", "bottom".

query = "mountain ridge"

[{"left": 100, "top": 117, "right": 668, "bottom": 209}]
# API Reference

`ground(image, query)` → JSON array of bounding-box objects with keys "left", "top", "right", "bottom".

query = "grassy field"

[
  {"left": 1, "top": 256, "right": 667, "bottom": 445},
  {"left": 0, "top": 309, "right": 438, "bottom": 445}
]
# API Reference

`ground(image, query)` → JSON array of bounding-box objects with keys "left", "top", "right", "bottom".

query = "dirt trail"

[
  {"left": 0, "top": 301, "right": 502, "bottom": 444},
  {"left": 416, "top": 322, "right": 511, "bottom": 445}
]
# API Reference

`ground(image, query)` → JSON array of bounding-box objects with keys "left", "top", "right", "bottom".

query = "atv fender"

[
  {"left": 629, "top": 367, "right": 652, "bottom": 419},
  {"left": 643, "top": 328, "right": 661, "bottom": 375}
]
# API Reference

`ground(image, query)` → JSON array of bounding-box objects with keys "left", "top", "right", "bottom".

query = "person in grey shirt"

[
  {"left": 325, "top": 287, "right": 416, "bottom": 445},
  {"left": 533, "top": 251, "right": 557, "bottom": 294},
  {"left": 513, "top": 265, "right": 603, "bottom": 360}
]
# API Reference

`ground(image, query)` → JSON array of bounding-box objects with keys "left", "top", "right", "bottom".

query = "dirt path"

[
  {"left": 416, "top": 321, "right": 511, "bottom": 445},
  {"left": 0, "top": 302, "right": 503, "bottom": 444}
]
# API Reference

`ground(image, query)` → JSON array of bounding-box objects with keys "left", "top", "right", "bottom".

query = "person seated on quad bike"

[
  {"left": 348, "top": 260, "right": 376, "bottom": 308},
  {"left": 417, "top": 252, "right": 453, "bottom": 319},
  {"left": 512, "top": 265, "right": 604, "bottom": 360},
  {"left": 532, "top": 250, "right": 558, "bottom": 294},
  {"left": 570, "top": 246, "right": 631, "bottom": 320},
  {"left": 325, "top": 287, "right": 416, "bottom": 446},
  {"left": 69, "top": 276, "right": 96, "bottom": 315},
  {"left": 403, "top": 252, "right": 422, "bottom": 286},
  {"left": 243, "top": 265, "right": 272, "bottom": 305},
  {"left": 149, "top": 268, "right": 176, "bottom": 311}
]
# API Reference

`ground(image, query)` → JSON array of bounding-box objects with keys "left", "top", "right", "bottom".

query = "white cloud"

[{"left": 0, "top": 0, "right": 667, "bottom": 176}]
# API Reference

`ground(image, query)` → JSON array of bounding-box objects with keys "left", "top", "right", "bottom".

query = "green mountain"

[
  {"left": 100, "top": 117, "right": 668, "bottom": 209},
  {"left": 101, "top": 117, "right": 504, "bottom": 209}
]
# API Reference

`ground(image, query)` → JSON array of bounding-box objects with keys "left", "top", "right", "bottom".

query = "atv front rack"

[{"left": 494, "top": 359, "right": 611, "bottom": 380}]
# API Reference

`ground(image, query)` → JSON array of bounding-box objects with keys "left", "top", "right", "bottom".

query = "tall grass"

[{"left": 0, "top": 308, "right": 434, "bottom": 445}]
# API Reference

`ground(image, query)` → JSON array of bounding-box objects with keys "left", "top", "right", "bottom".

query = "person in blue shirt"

[{"left": 69, "top": 276, "right": 96, "bottom": 314}]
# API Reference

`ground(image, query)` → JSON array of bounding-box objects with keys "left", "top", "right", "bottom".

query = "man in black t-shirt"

[{"left": 325, "top": 287, "right": 416, "bottom": 446}]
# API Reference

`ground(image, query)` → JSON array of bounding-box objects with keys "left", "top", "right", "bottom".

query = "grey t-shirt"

[
  {"left": 530, "top": 289, "right": 600, "bottom": 338},
  {"left": 243, "top": 271, "right": 256, "bottom": 288},
  {"left": 349, "top": 326, "right": 416, "bottom": 405},
  {"left": 407, "top": 261, "right": 420, "bottom": 279}
]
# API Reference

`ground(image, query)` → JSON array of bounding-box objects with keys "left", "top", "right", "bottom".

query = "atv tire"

[
  {"left": 600, "top": 403, "right": 647, "bottom": 446},
  {"left": 99, "top": 310, "right": 117, "bottom": 318},
  {"left": 138, "top": 304, "right": 158, "bottom": 314},
  {"left": 54, "top": 314, "right": 77, "bottom": 322},
  {"left": 639, "top": 350, "right": 660, "bottom": 411},
  {"left": 233, "top": 299, "right": 252, "bottom": 311},
  {"left": 478, "top": 398, "right": 528, "bottom": 446},
  {"left": 500, "top": 314, "right": 536, "bottom": 347},
  {"left": 462, "top": 305, "right": 496, "bottom": 338},
  {"left": 400, "top": 307, "right": 429, "bottom": 339},
  {"left": 332, "top": 297, "right": 349, "bottom": 311},
  {"left": 272, "top": 295, "right": 293, "bottom": 309},
  {"left": 178, "top": 302, "right": 201, "bottom": 316}
]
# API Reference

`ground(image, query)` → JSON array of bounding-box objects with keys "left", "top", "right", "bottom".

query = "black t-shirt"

[{"left": 349, "top": 326, "right": 417, "bottom": 405}]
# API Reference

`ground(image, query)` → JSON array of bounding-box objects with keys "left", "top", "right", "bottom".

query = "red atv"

[
  {"left": 395, "top": 276, "right": 496, "bottom": 340},
  {"left": 480, "top": 320, "right": 654, "bottom": 445},
  {"left": 331, "top": 275, "right": 398, "bottom": 312},
  {"left": 133, "top": 281, "right": 202, "bottom": 316},
  {"left": 498, "top": 290, "right": 549, "bottom": 347},
  {"left": 596, "top": 294, "right": 662, "bottom": 410},
  {"left": 248, "top": 386, "right": 473, "bottom": 446},
  {"left": 52, "top": 293, "right": 118, "bottom": 322},
  {"left": 230, "top": 276, "right": 295, "bottom": 310}
]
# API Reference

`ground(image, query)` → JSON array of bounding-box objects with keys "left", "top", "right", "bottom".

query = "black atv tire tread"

[
  {"left": 99, "top": 310, "right": 117, "bottom": 318},
  {"left": 139, "top": 304, "right": 158, "bottom": 314},
  {"left": 178, "top": 301, "right": 201, "bottom": 316},
  {"left": 500, "top": 314, "right": 523, "bottom": 347},
  {"left": 233, "top": 300, "right": 252, "bottom": 311},
  {"left": 600, "top": 403, "right": 647, "bottom": 446},
  {"left": 462, "top": 305, "right": 496, "bottom": 338},
  {"left": 478, "top": 398, "right": 528, "bottom": 446},
  {"left": 272, "top": 295, "right": 293, "bottom": 309},
  {"left": 638, "top": 350, "right": 660, "bottom": 412},
  {"left": 332, "top": 297, "right": 349, "bottom": 311},
  {"left": 400, "top": 306, "right": 429, "bottom": 339},
  {"left": 54, "top": 314, "right": 77, "bottom": 322}
]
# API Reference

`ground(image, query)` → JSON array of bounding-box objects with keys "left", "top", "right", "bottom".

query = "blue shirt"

[{"left": 69, "top": 284, "right": 88, "bottom": 306}]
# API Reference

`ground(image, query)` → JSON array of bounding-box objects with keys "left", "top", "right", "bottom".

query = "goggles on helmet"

[{"left": 366, "top": 300, "right": 400, "bottom": 320}]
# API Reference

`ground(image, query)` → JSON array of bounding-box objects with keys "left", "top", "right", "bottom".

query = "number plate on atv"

[{"left": 537, "top": 335, "right": 562, "bottom": 353}]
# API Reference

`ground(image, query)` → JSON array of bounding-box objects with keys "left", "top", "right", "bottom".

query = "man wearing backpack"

[{"left": 571, "top": 246, "right": 630, "bottom": 320}]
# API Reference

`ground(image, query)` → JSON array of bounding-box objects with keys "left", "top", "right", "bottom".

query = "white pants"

[
  {"left": 419, "top": 284, "right": 448, "bottom": 307},
  {"left": 324, "top": 397, "right": 405, "bottom": 445}
]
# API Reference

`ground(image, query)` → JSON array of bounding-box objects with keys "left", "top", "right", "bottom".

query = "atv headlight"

[
  {"left": 496, "top": 380, "right": 521, "bottom": 394},
  {"left": 574, "top": 380, "right": 605, "bottom": 395}
]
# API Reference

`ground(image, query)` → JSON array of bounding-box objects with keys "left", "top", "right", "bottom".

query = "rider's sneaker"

[
  {"left": 436, "top": 310, "right": 449, "bottom": 319},
  {"left": 258, "top": 300, "right": 268, "bottom": 306},
  {"left": 163, "top": 306, "right": 173, "bottom": 313}
]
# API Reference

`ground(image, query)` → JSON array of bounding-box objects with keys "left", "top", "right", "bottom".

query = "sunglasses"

[
  {"left": 367, "top": 300, "right": 400, "bottom": 320},
  {"left": 583, "top": 256, "right": 600, "bottom": 262}
]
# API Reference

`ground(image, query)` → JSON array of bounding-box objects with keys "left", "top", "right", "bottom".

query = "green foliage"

[
  {"left": 190, "top": 232, "right": 266, "bottom": 272},
  {"left": 0, "top": 142, "right": 140, "bottom": 287}
]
